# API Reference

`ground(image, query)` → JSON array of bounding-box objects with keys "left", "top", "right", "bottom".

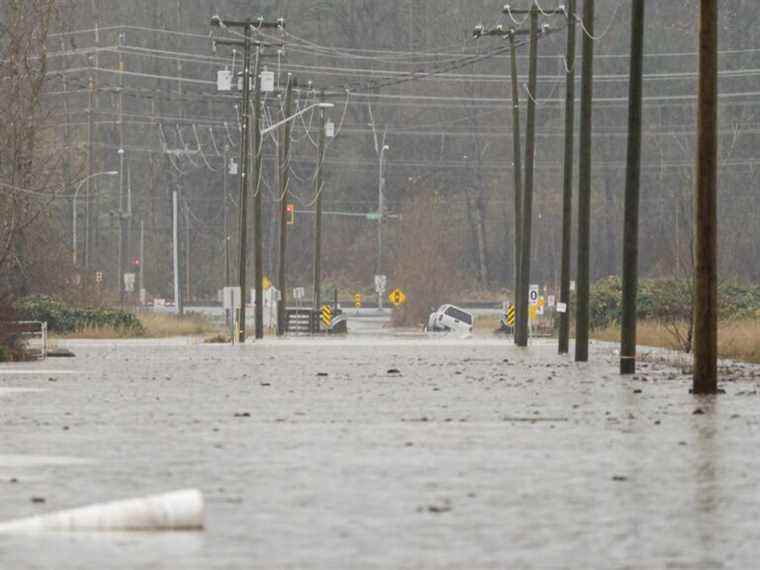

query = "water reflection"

[{"left": 692, "top": 397, "right": 722, "bottom": 568}]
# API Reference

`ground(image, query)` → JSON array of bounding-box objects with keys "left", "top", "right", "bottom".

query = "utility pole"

[
  {"left": 139, "top": 219, "right": 145, "bottom": 304},
  {"left": 277, "top": 74, "right": 295, "bottom": 336},
  {"left": 223, "top": 143, "right": 231, "bottom": 287},
  {"left": 575, "top": 0, "right": 595, "bottom": 363},
  {"left": 508, "top": 30, "right": 526, "bottom": 345},
  {"left": 211, "top": 15, "right": 284, "bottom": 342},
  {"left": 377, "top": 143, "right": 390, "bottom": 311},
  {"left": 252, "top": 54, "right": 265, "bottom": 341},
  {"left": 515, "top": 6, "right": 539, "bottom": 348},
  {"left": 312, "top": 100, "right": 327, "bottom": 317},
  {"left": 185, "top": 198, "right": 191, "bottom": 303},
  {"left": 472, "top": 23, "right": 529, "bottom": 343},
  {"left": 173, "top": 183, "right": 183, "bottom": 316},
  {"left": 620, "top": 0, "right": 646, "bottom": 375},
  {"left": 85, "top": 76, "right": 95, "bottom": 270},
  {"left": 693, "top": 0, "right": 719, "bottom": 394},
  {"left": 558, "top": 0, "right": 577, "bottom": 355},
  {"left": 118, "top": 39, "right": 127, "bottom": 307}
]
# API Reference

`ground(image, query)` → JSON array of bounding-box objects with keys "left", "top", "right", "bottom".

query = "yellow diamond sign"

[{"left": 389, "top": 288, "right": 407, "bottom": 306}]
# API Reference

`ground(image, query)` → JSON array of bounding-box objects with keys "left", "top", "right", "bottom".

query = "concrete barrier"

[{"left": 0, "top": 489, "right": 204, "bottom": 532}]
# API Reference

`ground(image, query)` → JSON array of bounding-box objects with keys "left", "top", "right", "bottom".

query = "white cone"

[{"left": 0, "top": 489, "right": 204, "bottom": 532}]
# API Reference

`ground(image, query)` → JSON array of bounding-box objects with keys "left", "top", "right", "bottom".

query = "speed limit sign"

[{"left": 529, "top": 285, "right": 540, "bottom": 306}]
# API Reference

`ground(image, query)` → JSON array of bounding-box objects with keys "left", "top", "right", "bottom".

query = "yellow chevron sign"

[
  {"left": 506, "top": 304, "right": 516, "bottom": 327},
  {"left": 321, "top": 305, "right": 333, "bottom": 328}
]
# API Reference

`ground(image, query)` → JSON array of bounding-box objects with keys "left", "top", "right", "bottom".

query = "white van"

[{"left": 425, "top": 304, "right": 474, "bottom": 334}]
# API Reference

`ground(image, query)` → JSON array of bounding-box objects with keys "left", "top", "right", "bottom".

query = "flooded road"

[{"left": 0, "top": 334, "right": 758, "bottom": 569}]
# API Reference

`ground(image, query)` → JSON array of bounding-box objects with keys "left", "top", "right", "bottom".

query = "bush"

[
  {"left": 585, "top": 277, "right": 760, "bottom": 331},
  {"left": 15, "top": 296, "right": 145, "bottom": 336}
]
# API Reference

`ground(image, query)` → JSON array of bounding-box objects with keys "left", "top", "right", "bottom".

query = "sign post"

[{"left": 374, "top": 274, "right": 387, "bottom": 311}]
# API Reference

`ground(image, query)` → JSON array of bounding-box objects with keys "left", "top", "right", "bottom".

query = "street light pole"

[
  {"left": 377, "top": 144, "right": 390, "bottom": 311},
  {"left": 72, "top": 170, "right": 119, "bottom": 266}
]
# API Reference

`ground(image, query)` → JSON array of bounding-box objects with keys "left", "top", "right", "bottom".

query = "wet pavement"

[{"left": 1, "top": 333, "right": 759, "bottom": 569}]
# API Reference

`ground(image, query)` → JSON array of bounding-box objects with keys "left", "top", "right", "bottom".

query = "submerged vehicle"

[{"left": 425, "top": 304, "right": 474, "bottom": 334}]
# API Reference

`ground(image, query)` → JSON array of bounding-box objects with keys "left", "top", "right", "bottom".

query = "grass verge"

[
  {"left": 58, "top": 312, "right": 218, "bottom": 339},
  {"left": 593, "top": 319, "right": 760, "bottom": 364}
]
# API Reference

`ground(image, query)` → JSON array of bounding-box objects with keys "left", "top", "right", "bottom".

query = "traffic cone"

[{"left": 0, "top": 489, "right": 204, "bottom": 532}]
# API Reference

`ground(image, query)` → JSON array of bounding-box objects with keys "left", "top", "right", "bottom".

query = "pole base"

[{"left": 620, "top": 356, "right": 636, "bottom": 375}]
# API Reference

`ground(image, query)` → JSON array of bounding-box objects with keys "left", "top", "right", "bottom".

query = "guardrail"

[{"left": 2, "top": 321, "right": 48, "bottom": 359}]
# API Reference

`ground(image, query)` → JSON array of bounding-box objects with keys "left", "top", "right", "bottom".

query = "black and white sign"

[{"left": 529, "top": 285, "right": 540, "bottom": 306}]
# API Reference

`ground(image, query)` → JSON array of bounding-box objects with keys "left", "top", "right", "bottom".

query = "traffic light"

[
  {"left": 286, "top": 204, "right": 295, "bottom": 225},
  {"left": 132, "top": 256, "right": 140, "bottom": 268}
]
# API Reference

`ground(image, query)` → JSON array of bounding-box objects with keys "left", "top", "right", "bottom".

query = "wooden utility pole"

[
  {"left": 693, "top": 0, "right": 719, "bottom": 394},
  {"left": 237, "top": 28, "right": 253, "bottom": 342},
  {"left": 253, "top": 51, "right": 265, "bottom": 340},
  {"left": 312, "top": 103, "right": 327, "bottom": 317},
  {"left": 508, "top": 31, "right": 525, "bottom": 345},
  {"left": 211, "top": 15, "right": 284, "bottom": 341},
  {"left": 620, "top": 0, "right": 646, "bottom": 375},
  {"left": 516, "top": 6, "right": 539, "bottom": 347},
  {"left": 575, "top": 0, "right": 595, "bottom": 363},
  {"left": 277, "top": 74, "right": 295, "bottom": 336},
  {"left": 558, "top": 0, "right": 577, "bottom": 355},
  {"left": 223, "top": 144, "right": 231, "bottom": 287},
  {"left": 85, "top": 77, "right": 96, "bottom": 270}
]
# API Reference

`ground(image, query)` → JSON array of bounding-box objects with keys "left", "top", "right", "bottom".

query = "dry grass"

[
  {"left": 59, "top": 312, "right": 218, "bottom": 339},
  {"left": 593, "top": 321, "right": 685, "bottom": 351},
  {"left": 593, "top": 319, "right": 760, "bottom": 364}
]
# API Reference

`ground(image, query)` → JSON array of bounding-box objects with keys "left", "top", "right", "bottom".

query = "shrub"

[
  {"left": 15, "top": 296, "right": 145, "bottom": 336},
  {"left": 585, "top": 278, "right": 760, "bottom": 331}
]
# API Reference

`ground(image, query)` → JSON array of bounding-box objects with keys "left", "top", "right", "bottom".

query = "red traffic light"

[
  {"left": 286, "top": 204, "right": 295, "bottom": 225},
  {"left": 132, "top": 257, "right": 141, "bottom": 268}
]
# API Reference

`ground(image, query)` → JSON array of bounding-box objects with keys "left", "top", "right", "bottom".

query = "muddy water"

[{"left": 0, "top": 337, "right": 758, "bottom": 569}]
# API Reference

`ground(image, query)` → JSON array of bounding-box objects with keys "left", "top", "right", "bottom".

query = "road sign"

[
  {"left": 124, "top": 273, "right": 135, "bottom": 293},
  {"left": 321, "top": 305, "right": 333, "bottom": 328},
  {"left": 95, "top": 271, "right": 103, "bottom": 284},
  {"left": 506, "top": 303, "right": 516, "bottom": 327},
  {"left": 354, "top": 293, "right": 362, "bottom": 309},
  {"left": 557, "top": 302, "right": 568, "bottom": 313},
  {"left": 547, "top": 295, "right": 556, "bottom": 307},
  {"left": 223, "top": 286, "right": 241, "bottom": 311},
  {"left": 366, "top": 212, "right": 382, "bottom": 221},
  {"left": 388, "top": 289, "right": 407, "bottom": 306},
  {"left": 263, "top": 276, "right": 272, "bottom": 290},
  {"left": 374, "top": 274, "right": 387, "bottom": 293},
  {"left": 293, "top": 287, "right": 305, "bottom": 300},
  {"left": 529, "top": 285, "right": 540, "bottom": 306}
]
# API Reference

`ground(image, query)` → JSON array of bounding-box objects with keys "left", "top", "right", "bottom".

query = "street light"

[
  {"left": 377, "top": 144, "right": 390, "bottom": 310},
  {"left": 72, "top": 170, "right": 119, "bottom": 266}
]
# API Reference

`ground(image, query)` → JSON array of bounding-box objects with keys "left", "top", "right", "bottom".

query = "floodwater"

[{"left": 1, "top": 319, "right": 759, "bottom": 569}]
